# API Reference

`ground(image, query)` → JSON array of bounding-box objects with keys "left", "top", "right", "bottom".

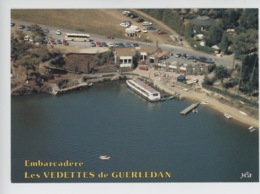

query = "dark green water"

[{"left": 11, "top": 81, "right": 259, "bottom": 182}]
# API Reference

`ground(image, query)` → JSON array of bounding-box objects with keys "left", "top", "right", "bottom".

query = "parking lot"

[{"left": 11, "top": 19, "right": 239, "bottom": 69}]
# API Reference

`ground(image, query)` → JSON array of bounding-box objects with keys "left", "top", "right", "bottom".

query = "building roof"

[
  {"left": 114, "top": 48, "right": 136, "bottom": 57},
  {"left": 190, "top": 16, "right": 215, "bottom": 26},
  {"left": 114, "top": 47, "right": 159, "bottom": 57}
]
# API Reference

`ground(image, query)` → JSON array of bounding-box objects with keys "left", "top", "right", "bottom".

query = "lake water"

[{"left": 11, "top": 81, "right": 259, "bottom": 182}]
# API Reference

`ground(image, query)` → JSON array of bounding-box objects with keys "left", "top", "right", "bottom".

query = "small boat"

[
  {"left": 224, "top": 113, "right": 232, "bottom": 119},
  {"left": 239, "top": 111, "right": 247, "bottom": 116},
  {"left": 87, "top": 83, "right": 93, "bottom": 87},
  {"left": 166, "top": 96, "right": 174, "bottom": 100},
  {"left": 248, "top": 126, "right": 254, "bottom": 130},
  {"left": 250, "top": 128, "right": 256, "bottom": 133},
  {"left": 99, "top": 155, "right": 110, "bottom": 160}
]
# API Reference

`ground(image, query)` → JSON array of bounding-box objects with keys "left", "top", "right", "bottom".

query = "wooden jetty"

[{"left": 180, "top": 102, "right": 200, "bottom": 115}]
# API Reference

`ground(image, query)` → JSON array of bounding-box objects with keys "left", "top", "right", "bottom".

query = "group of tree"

[
  {"left": 142, "top": 9, "right": 258, "bottom": 96},
  {"left": 11, "top": 25, "right": 51, "bottom": 68}
]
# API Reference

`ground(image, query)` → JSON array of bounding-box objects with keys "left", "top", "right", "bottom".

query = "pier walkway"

[{"left": 180, "top": 102, "right": 200, "bottom": 115}]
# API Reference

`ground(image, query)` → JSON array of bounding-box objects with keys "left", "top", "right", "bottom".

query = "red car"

[
  {"left": 63, "top": 39, "right": 69, "bottom": 46},
  {"left": 106, "top": 35, "right": 114, "bottom": 39},
  {"left": 49, "top": 39, "right": 56, "bottom": 45},
  {"left": 96, "top": 41, "right": 102, "bottom": 47}
]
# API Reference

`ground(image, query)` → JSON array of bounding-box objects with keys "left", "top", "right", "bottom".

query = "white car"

[
  {"left": 122, "top": 10, "right": 130, "bottom": 15},
  {"left": 56, "top": 30, "right": 62, "bottom": 35},
  {"left": 120, "top": 23, "right": 131, "bottom": 28},
  {"left": 134, "top": 27, "right": 141, "bottom": 32},
  {"left": 142, "top": 21, "right": 152, "bottom": 26},
  {"left": 142, "top": 28, "right": 148, "bottom": 33}
]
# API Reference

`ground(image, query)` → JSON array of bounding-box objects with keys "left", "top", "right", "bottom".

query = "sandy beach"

[{"left": 133, "top": 68, "right": 259, "bottom": 128}]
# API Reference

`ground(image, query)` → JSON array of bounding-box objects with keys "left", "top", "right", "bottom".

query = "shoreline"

[
  {"left": 11, "top": 70, "right": 259, "bottom": 128},
  {"left": 133, "top": 69, "right": 259, "bottom": 129}
]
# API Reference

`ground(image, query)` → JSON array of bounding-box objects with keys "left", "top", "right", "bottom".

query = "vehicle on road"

[
  {"left": 65, "top": 33, "right": 90, "bottom": 42},
  {"left": 11, "top": 22, "right": 15, "bottom": 27},
  {"left": 56, "top": 30, "right": 62, "bottom": 35},
  {"left": 106, "top": 35, "right": 115, "bottom": 39}
]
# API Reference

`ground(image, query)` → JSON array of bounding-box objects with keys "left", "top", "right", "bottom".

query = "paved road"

[{"left": 11, "top": 19, "right": 241, "bottom": 68}]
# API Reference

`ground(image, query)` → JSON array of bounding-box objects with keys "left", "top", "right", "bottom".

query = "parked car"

[
  {"left": 146, "top": 26, "right": 157, "bottom": 30},
  {"left": 96, "top": 41, "right": 102, "bottom": 47},
  {"left": 90, "top": 42, "right": 96, "bottom": 47},
  {"left": 56, "top": 30, "right": 62, "bottom": 35},
  {"left": 25, "top": 26, "right": 31, "bottom": 31},
  {"left": 174, "top": 53, "right": 181, "bottom": 58},
  {"left": 101, "top": 42, "right": 107, "bottom": 47},
  {"left": 142, "top": 28, "right": 148, "bottom": 33},
  {"left": 120, "top": 22, "right": 131, "bottom": 28},
  {"left": 132, "top": 43, "right": 140, "bottom": 47},
  {"left": 56, "top": 39, "right": 62, "bottom": 44},
  {"left": 11, "top": 22, "right": 15, "bottom": 27},
  {"left": 136, "top": 18, "right": 144, "bottom": 23},
  {"left": 106, "top": 35, "right": 114, "bottom": 39},
  {"left": 129, "top": 14, "right": 138, "bottom": 18},
  {"left": 122, "top": 10, "right": 131, "bottom": 15},
  {"left": 63, "top": 39, "right": 69, "bottom": 46},
  {"left": 18, "top": 25, "right": 25, "bottom": 30},
  {"left": 49, "top": 39, "right": 56, "bottom": 45},
  {"left": 107, "top": 42, "right": 114, "bottom": 47},
  {"left": 117, "top": 43, "right": 125, "bottom": 47},
  {"left": 142, "top": 21, "right": 152, "bottom": 26},
  {"left": 124, "top": 42, "right": 133, "bottom": 47},
  {"left": 43, "top": 29, "right": 49, "bottom": 33}
]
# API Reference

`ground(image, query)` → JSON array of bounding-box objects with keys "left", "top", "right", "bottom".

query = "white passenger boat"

[
  {"left": 224, "top": 113, "right": 232, "bottom": 119},
  {"left": 99, "top": 155, "right": 110, "bottom": 160},
  {"left": 126, "top": 78, "right": 161, "bottom": 102}
]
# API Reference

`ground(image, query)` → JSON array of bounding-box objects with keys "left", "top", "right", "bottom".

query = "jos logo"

[{"left": 240, "top": 172, "right": 252, "bottom": 179}]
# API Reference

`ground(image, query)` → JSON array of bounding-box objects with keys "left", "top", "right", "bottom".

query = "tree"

[
  {"left": 239, "top": 9, "right": 258, "bottom": 30},
  {"left": 214, "top": 65, "right": 230, "bottom": 83},
  {"left": 232, "top": 29, "right": 258, "bottom": 56},
  {"left": 220, "top": 32, "right": 230, "bottom": 53},
  {"left": 222, "top": 9, "right": 240, "bottom": 29},
  {"left": 184, "top": 23, "right": 193, "bottom": 38},
  {"left": 205, "top": 22, "right": 223, "bottom": 46},
  {"left": 30, "top": 24, "right": 46, "bottom": 44}
]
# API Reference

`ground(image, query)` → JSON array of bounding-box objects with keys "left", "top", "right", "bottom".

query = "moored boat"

[
  {"left": 126, "top": 78, "right": 161, "bottom": 102},
  {"left": 224, "top": 113, "right": 232, "bottom": 119}
]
